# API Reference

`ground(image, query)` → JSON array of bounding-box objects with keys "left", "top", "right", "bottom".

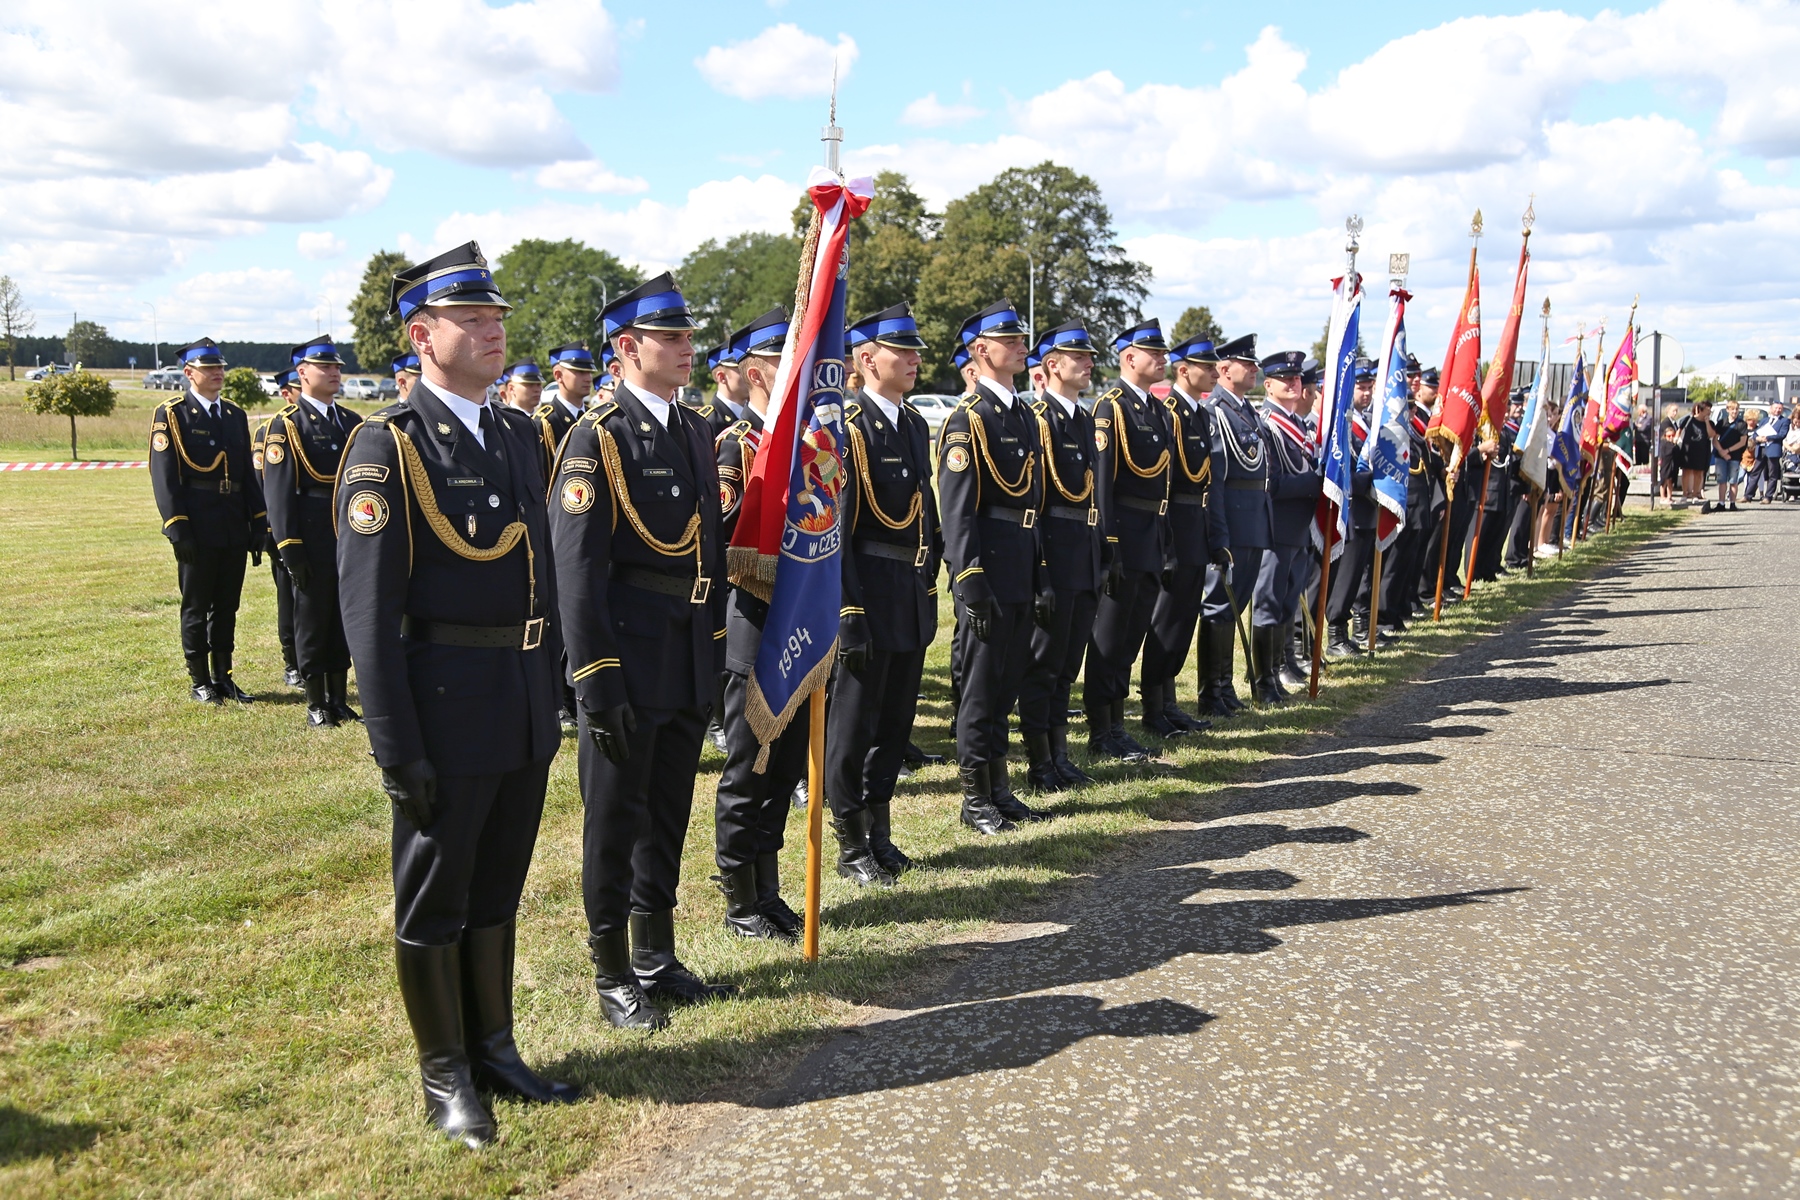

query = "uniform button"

[
  {"left": 436, "top": 686, "right": 445, "bottom": 694},
  {"left": 488, "top": 495, "right": 499, "bottom": 508},
  {"left": 672, "top": 484, "right": 681, "bottom": 497},
  {"left": 901, "top": 467, "right": 908, "bottom": 478}
]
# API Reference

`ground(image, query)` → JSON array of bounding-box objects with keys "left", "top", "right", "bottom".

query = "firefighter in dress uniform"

[{"left": 253, "top": 368, "right": 302, "bottom": 688}]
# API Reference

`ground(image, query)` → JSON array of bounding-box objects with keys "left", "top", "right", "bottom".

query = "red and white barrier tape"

[{"left": 0, "top": 460, "right": 148, "bottom": 471}]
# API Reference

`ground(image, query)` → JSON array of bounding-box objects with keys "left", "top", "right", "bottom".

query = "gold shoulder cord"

[
  {"left": 968, "top": 408, "right": 1034, "bottom": 497},
  {"left": 1113, "top": 401, "right": 1171, "bottom": 480},
  {"left": 1037, "top": 412, "right": 1093, "bottom": 503},
  {"left": 847, "top": 423, "right": 923, "bottom": 530},
  {"left": 390, "top": 425, "right": 538, "bottom": 617},
  {"left": 281, "top": 412, "right": 337, "bottom": 486},
  {"left": 1171, "top": 406, "right": 1211, "bottom": 485},
  {"left": 596, "top": 421, "right": 703, "bottom": 577},
  {"left": 162, "top": 405, "right": 228, "bottom": 478}
]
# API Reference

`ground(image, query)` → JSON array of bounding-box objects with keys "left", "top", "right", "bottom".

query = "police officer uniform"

[
  {"left": 1140, "top": 334, "right": 1230, "bottom": 736},
  {"left": 336, "top": 242, "right": 577, "bottom": 1149},
  {"left": 938, "top": 300, "right": 1047, "bottom": 835},
  {"left": 1254, "top": 351, "right": 1323, "bottom": 703},
  {"left": 1017, "top": 321, "right": 1106, "bottom": 789},
  {"left": 149, "top": 338, "right": 266, "bottom": 704},
  {"left": 712, "top": 306, "right": 817, "bottom": 941},
  {"left": 265, "top": 336, "right": 364, "bottom": 726},
  {"left": 1198, "top": 334, "right": 1270, "bottom": 716},
  {"left": 826, "top": 305, "right": 941, "bottom": 881},
  {"left": 550, "top": 273, "right": 734, "bottom": 1029},
  {"left": 253, "top": 369, "right": 302, "bottom": 688}
]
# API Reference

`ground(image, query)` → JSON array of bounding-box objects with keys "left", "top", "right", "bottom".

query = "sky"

[{"left": 4, "top": 0, "right": 1800, "bottom": 373}]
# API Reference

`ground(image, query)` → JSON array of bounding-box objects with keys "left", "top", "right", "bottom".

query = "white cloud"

[
  {"left": 695, "top": 24, "right": 856, "bottom": 101},
  {"left": 900, "top": 92, "right": 985, "bottom": 129},
  {"left": 297, "top": 232, "right": 349, "bottom": 260},
  {"left": 535, "top": 159, "right": 651, "bottom": 195}
]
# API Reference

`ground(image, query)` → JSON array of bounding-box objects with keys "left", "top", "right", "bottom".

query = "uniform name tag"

[
  {"left": 998, "top": 436, "right": 1018, "bottom": 444},
  {"left": 344, "top": 464, "right": 389, "bottom": 484},
  {"left": 642, "top": 468, "right": 673, "bottom": 477},
  {"left": 447, "top": 477, "right": 484, "bottom": 486},
  {"left": 880, "top": 456, "right": 902, "bottom": 463}
]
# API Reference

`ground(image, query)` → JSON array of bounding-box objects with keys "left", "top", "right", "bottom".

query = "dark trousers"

[
  {"left": 294, "top": 558, "right": 351, "bottom": 676},
  {"left": 826, "top": 645, "right": 926, "bottom": 817},
  {"left": 1443, "top": 491, "right": 1476, "bottom": 592},
  {"left": 271, "top": 555, "right": 296, "bottom": 666},
  {"left": 1381, "top": 527, "right": 1420, "bottom": 624},
  {"left": 715, "top": 670, "right": 806, "bottom": 872},
  {"left": 1326, "top": 533, "right": 1373, "bottom": 623},
  {"left": 1083, "top": 570, "right": 1156, "bottom": 710},
  {"left": 1472, "top": 507, "right": 1508, "bottom": 580},
  {"left": 1412, "top": 506, "right": 1445, "bottom": 607},
  {"left": 580, "top": 704, "right": 705, "bottom": 936},
  {"left": 1504, "top": 494, "right": 1535, "bottom": 566},
  {"left": 392, "top": 759, "right": 551, "bottom": 945},
  {"left": 1141, "top": 567, "right": 1204, "bottom": 690},
  {"left": 1201, "top": 552, "right": 1259, "bottom": 620},
  {"left": 1019, "top": 587, "right": 1099, "bottom": 733},
  {"left": 176, "top": 546, "right": 247, "bottom": 670},
  {"left": 1252, "top": 544, "right": 1303, "bottom": 627},
  {"left": 954, "top": 600, "right": 1033, "bottom": 767}
]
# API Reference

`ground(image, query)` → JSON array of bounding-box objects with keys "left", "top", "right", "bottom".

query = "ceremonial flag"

[
  {"left": 1515, "top": 332, "right": 1554, "bottom": 491},
  {"left": 1551, "top": 349, "right": 1588, "bottom": 489},
  {"left": 727, "top": 167, "right": 870, "bottom": 766},
  {"left": 1478, "top": 235, "right": 1530, "bottom": 431},
  {"left": 1604, "top": 324, "right": 1637, "bottom": 438},
  {"left": 1316, "top": 271, "right": 1363, "bottom": 556},
  {"left": 1361, "top": 282, "right": 1411, "bottom": 549},
  {"left": 1428, "top": 247, "right": 1483, "bottom": 462}
]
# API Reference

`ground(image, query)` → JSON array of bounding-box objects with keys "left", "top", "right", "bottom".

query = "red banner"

[
  {"left": 1428, "top": 248, "right": 1482, "bottom": 459},
  {"left": 1478, "top": 237, "right": 1529, "bottom": 432}
]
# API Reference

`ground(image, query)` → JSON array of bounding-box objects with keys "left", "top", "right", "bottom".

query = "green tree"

[
  {"left": 914, "top": 162, "right": 1152, "bottom": 388},
  {"left": 222, "top": 367, "right": 268, "bottom": 410},
  {"left": 1683, "top": 375, "right": 1743, "bottom": 409},
  {"left": 492, "top": 238, "right": 641, "bottom": 367},
  {"left": 27, "top": 368, "right": 116, "bottom": 460},
  {"left": 65, "top": 319, "right": 112, "bottom": 366},
  {"left": 0, "top": 275, "right": 33, "bottom": 381},
  {"left": 1171, "top": 306, "right": 1222, "bottom": 349},
  {"left": 348, "top": 250, "right": 412, "bottom": 380},
  {"left": 677, "top": 230, "right": 804, "bottom": 371}
]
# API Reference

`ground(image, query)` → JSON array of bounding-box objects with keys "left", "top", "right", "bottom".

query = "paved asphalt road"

[{"left": 625, "top": 511, "right": 1799, "bottom": 1199}]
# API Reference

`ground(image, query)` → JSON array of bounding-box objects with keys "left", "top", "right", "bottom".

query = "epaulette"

[
  {"left": 533, "top": 401, "right": 556, "bottom": 418},
  {"left": 724, "top": 417, "right": 753, "bottom": 438},
  {"left": 954, "top": 394, "right": 979, "bottom": 411},
  {"left": 844, "top": 399, "right": 863, "bottom": 420},
  {"left": 276, "top": 402, "right": 299, "bottom": 417},
  {"left": 364, "top": 401, "right": 405, "bottom": 426},
  {"left": 583, "top": 401, "right": 620, "bottom": 426},
  {"left": 696, "top": 401, "right": 717, "bottom": 417},
  {"left": 1027, "top": 396, "right": 1048, "bottom": 416},
  {"left": 1096, "top": 385, "right": 1125, "bottom": 405}
]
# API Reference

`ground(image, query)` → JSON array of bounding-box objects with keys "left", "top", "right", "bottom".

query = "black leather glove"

[
  {"left": 963, "top": 595, "right": 994, "bottom": 642},
  {"left": 1160, "top": 566, "right": 1178, "bottom": 591},
  {"left": 1033, "top": 587, "right": 1057, "bottom": 629},
  {"left": 282, "top": 546, "right": 313, "bottom": 592},
  {"left": 585, "top": 703, "right": 637, "bottom": 764},
  {"left": 382, "top": 758, "right": 439, "bottom": 830},
  {"left": 839, "top": 613, "right": 869, "bottom": 675},
  {"left": 1102, "top": 559, "right": 1125, "bottom": 597},
  {"left": 1210, "top": 546, "right": 1233, "bottom": 567},
  {"left": 170, "top": 536, "right": 196, "bottom": 565},
  {"left": 250, "top": 546, "right": 262, "bottom": 567}
]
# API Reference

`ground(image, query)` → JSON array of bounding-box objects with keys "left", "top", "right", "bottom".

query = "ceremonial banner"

[
  {"left": 1479, "top": 236, "right": 1530, "bottom": 431},
  {"left": 1604, "top": 325, "right": 1637, "bottom": 438},
  {"left": 1316, "top": 272, "right": 1362, "bottom": 556},
  {"left": 1551, "top": 349, "right": 1588, "bottom": 489},
  {"left": 1428, "top": 249, "right": 1483, "bottom": 461},
  {"left": 1515, "top": 333, "right": 1554, "bottom": 492},
  {"left": 1362, "top": 283, "right": 1411, "bottom": 549},
  {"left": 728, "top": 166, "right": 871, "bottom": 765}
]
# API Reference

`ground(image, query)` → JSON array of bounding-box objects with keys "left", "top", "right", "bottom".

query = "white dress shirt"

[
  {"left": 622, "top": 380, "right": 675, "bottom": 428},
  {"left": 867, "top": 392, "right": 901, "bottom": 425},
  {"left": 420, "top": 380, "right": 490, "bottom": 447},
  {"left": 977, "top": 377, "right": 1016, "bottom": 410}
]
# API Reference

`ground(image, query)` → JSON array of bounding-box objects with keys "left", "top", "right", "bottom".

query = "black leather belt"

[
  {"left": 1226, "top": 479, "right": 1269, "bottom": 491},
  {"left": 402, "top": 614, "right": 544, "bottom": 650},
  {"left": 1118, "top": 495, "right": 1168, "bottom": 515},
  {"left": 187, "top": 480, "right": 242, "bottom": 494},
  {"left": 1170, "top": 493, "right": 1208, "bottom": 506},
  {"left": 853, "top": 539, "right": 929, "bottom": 566},
  {"left": 613, "top": 563, "right": 712, "bottom": 603},
  {"left": 979, "top": 505, "right": 1036, "bottom": 528},
  {"left": 1045, "top": 504, "right": 1098, "bottom": 525}
]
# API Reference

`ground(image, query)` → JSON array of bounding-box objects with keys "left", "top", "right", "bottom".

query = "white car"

[
  {"left": 906, "top": 393, "right": 961, "bottom": 436},
  {"left": 341, "top": 377, "right": 381, "bottom": 400}
]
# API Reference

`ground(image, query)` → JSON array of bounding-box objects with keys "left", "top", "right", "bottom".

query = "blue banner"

[
  {"left": 1551, "top": 350, "right": 1587, "bottom": 491},
  {"left": 1318, "top": 276, "right": 1362, "bottom": 554}
]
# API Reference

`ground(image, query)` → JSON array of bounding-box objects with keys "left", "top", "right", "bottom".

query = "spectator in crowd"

[
  {"left": 1632, "top": 403, "right": 1655, "bottom": 466},
  {"left": 1657, "top": 402, "right": 1680, "bottom": 502},
  {"left": 1747, "top": 401, "right": 1789, "bottom": 503},
  {"left": 1675, "top": 398, "right": 1713, "bottom": 507},
  {"left": 1709, "top": 398, "right": 1748, "bottom": 512}
]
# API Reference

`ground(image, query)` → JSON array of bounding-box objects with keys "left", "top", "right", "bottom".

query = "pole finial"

[
  {"left": 1540, "top": 296, "right": 1551, "bottom": 318},
  {"left": 1471, "top": 209, "right": 1484, "bottom": 239},
  {"left": 1522, "top": 195, "right": 1536, "bottom": 236},
  {"left": 820, "top": 61, "right": 843, "bottom": 173}
]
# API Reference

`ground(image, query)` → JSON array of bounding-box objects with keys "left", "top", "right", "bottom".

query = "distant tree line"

[{"left": 6, "top": 333, "right": 362, "bottom": 374}]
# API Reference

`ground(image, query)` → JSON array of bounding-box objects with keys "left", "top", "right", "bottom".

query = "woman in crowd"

[{"left": 1675, "top": 398, "right": 1713, "bottom": 507}]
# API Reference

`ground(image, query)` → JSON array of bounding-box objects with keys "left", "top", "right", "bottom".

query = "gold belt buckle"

[
  {"left": 1087, "top": 507, "right": 1099, "bottom": 526},
  {"left": 219, "top": 480, "right": 232, "bottom": 495},
  {"left": 1020, "top": 508, "right": 1036, "bottom": 529},
  {"left": 1158, "top": 499, "right": 1169, "bottom": 515},
  {"left": 690, "top": 577, "right": 712, "bottom": 604},
  {"left": 521, "top": 617, "right": 545, "bottom": 650},
  {"left": 913, "top": 546, "right": 929, "bottom": 568}
]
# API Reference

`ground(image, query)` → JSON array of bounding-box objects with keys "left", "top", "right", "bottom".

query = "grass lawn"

[{"left": 0, "top": 469, "right": 1683, "bottom": 1198}]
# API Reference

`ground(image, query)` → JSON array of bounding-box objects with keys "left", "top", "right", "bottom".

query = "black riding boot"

[
  {"left": 1326, "top": 621, "right": 1359, "bottom": 658},
  {"left": 990, "top": 759, "right": 1050, "bottom": 823},
  {"left": 959, "top": 762, "right": 1014, "bottom": 835},
  {"left": 1109, "top": 701, "right": 1154, "bottom": 758},
  {"left": 586, "top": 929, "right": 666, "bottom": 1030},
  {"left": 187, "top": 652, "right": 221, "bottom": 705},
  {"left": 866, "top": 802, "right": 913, "bottom": 876},
  {"left": 1086, "top": 705, "right": 1121, "bottom": 759},
  {"left": 1048, "top": 726, "right": 1094, "bottom": 786},
  {"left": 1140, "top": 681, "right": 1186, "bottom": 738},
  {"left": 832, "top": 810, "right": 895, "bottom": 887},
  {"left": 1251, "top": 624, "right": 1286, "bottom": 705},
  {"left": 327, "top": 670, "right": 361, "bottom": 723},
  {"left": 1198, "top": 622, "right": 1233, "bottom": 716},
  {"left": 756, "top": 853, "right": 804, "bottom": 938},
  {"left": 632, "top": 909, "right": 737, "bottom": 1002},
  {"left": 304, "top": 674, "right": 336, "bottom": 727},
  {"left": 461, "top": 922, "right": 580, "bottom": 1104},
  {"left": 1213, "top": 622, "right": 1246, "bottom": 712},
  {"left": 717, "top": 863, "right": 794, "bottom": 943},
  {"left": 211, "top": 651, "right": 253, "bottom": 704},
  {"left": 1162, "top": 676, "right": 1210, "bottom": 733},
  {"left": 1024, "top": 730, "right": 1066, "bottom": 793},
  {"left": 1279, "top": 620, "right": 1310, "bottom": 689},
  {"left": 395, "top": 938, "right": 496, "bottom": 1147}
]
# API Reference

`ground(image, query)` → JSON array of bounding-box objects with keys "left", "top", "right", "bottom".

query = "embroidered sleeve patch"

[
  {"left": 560, "top": 476, "right": 596, "bottom": 514},
  {"left": 719, "top": 479, "right": 737, "bottom": 510},
  {"left": 346, "top": 490, "right": 389, "bottom": 534},
  {"left": 344, "top": 464, "right": 389, "bottom": 484},
  {"left": 943, "top": 431, "right": 971, "bottom": 445},
  {"left": 944, "top": 445, "right": 971, "bottom": 473},
  {"left": 1095, "top": 430, "right": 1110, "bottom": 452},
  {"left": 263, "top": 441, "right": 285, "bottom": 464},
  {"left": 151, "top": 431, "right": 170, "bottom": 452}
]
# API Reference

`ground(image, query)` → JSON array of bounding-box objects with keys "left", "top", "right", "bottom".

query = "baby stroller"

[{"left": 1781, "top": 450, "right": 1800, "bottom": 503}]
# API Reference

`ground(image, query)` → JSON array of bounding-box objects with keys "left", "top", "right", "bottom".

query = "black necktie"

[{"left": 478, "top": 404, "right": 499, "bottom": 450}]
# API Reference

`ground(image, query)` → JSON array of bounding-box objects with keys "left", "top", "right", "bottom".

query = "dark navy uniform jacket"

[
  {"left": 839, "top": 391, "right": 941, "bottom": 654},
  {"left": 1091, "top": 381, "right": 1170, "bottom": 575},
  {"left": 713, "top": 406, "right": 764, "bottom": 541},
  {"left": 335, "top": 385, "right": 562, "bottom": 776},
  {"left": 1162, "top": 389, "right": 1230, "bottom": 567},
  {"left": 1404, "top": 406, "right": 1435, "bottom": 525},
  {"left": 687, "top": 394, "right": 740, "bottom": 443},
  {"left": 1205, "top": 384, "right": 1273, "bottom": 551},
  {"left": 1344, "top": 408, "right": 1378, "bottom": 533},
  {"left": 149, "top": 389, "right": 264, "bottom": 549},
  {"left": 1262, "top": 402, "right": 1323, "bottom": 549},
  {"left": 532, "top": 397, "right": 584, "bottom": 484},
  {"left": 549, "top": 385, "right": 726, "bottom": 709},
  {"left": 936, "top": 381, "right": 1043, "bottom": 608},
  {"left": 1028, "top": 392, "right": 1104, "bottom": 592},
  {"left": 266, "top": 397, "right": 364, "bottom": 570}
]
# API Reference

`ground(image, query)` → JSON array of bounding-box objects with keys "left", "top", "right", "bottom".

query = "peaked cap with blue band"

[
  {"left": 1035, "top": 320, "right": 1097, "bottom": 361},
  {"left": 599, "top": 271, "right": 697, "bottom": 341},
  {"left": 1025, "top": 347, "right": 1042, "bottom": 369},
  {"left": 390, "top": 352, "right": 421, "bottom": 376},
  {"left": 1353, "top": 356, "right": 1378, "bottom": 380},
  {"left": 600, "top": 343, "right": 615, "bottom": 371},
  {"left": 706, "top": 342, "right": 741, "bottom": 371},
  {"left": 1111, "top": 319, "right": 1168, "bottom": 355},
  {"left": 548, "top": 343, "right": 596, "bottom": 372},
  {"left": 847, "top": 302, "right": 927, "bottom": 351},
  {"left": 1215, "top": 333, "right": 1258, "bottom": 363},
  {"left": 733, "top": 307, "right": 789, "bottom": 358},
  {"left": 274, "top": 368, "right": 298, "bottom": 390},
  {"left": 389, "top": 241, "right": 510, "bottom": 320},
  {"left": 1260, "top": 350, "right": 1307, "bottom": 377},
  {"left": 175, "top": 338, "right": 226, "bottom": 367},
  {"left": 959, "top": 299, "right": 1026, "bottom": 345},
  {"left": 500, "top": 360, "right": 543, "bottom": 383},
  {"left": 291, "top": 335, "right": 343, "bottom": 367},
  {"left": 1169, "top": 334, "right": 1218, "bottom": 364},
  {"left": 952, "top": 343, "right": 971, "bottom": 370}
]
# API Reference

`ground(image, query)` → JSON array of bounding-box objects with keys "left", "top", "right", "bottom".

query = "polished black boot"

[
  {"left": 1024, "top": 731, "right": 1066, "bottom": 793},
  {"left": 866, "top": 802, "right": 913, "bottom": 876},
  {"left": 587, "top": 929, "right": 666, "bottom": 1030},
  {"left": 832, "top": 811, "right": 895, "bottom": 887},
  {"left": 395, "top": 938, "right": 496, "bottom": 1147},
  {"left": 1350, "top": 611, "right": 1370, "bottom": 650},
  {"left": 1048, "top": 726, "right": 1094, "bottom": 787},
  {"left": 717, "top": 863, "right": 795, "bottom": 942},
  {"left": 632, "top": 909, "right": 738, "bottom": 1002},
  {"left": 1279, "top": 621, "right": 1310, "bottom": 690},
  {"left": 1199, "top": 622, "right": 1234, "bottom": 716},
  {"left": 990, "top": 759, "right": 1050, "bottom": 823},
  {"left": 1326, "top": 621, "right": 1359, "bottom": 658},
  {"left": 1162, "top": 676, "right": 1211, "bottom": 733},
  {"left": 1109, "top": 701, "right": 1155, "bottom": 759},
  {"left": 755, "top": 853, "right": 804, "bottom": 938},
  {"left": 304, "top": 674, "right": 336, "bottom": 727},
  {"left": 187, "top": 652, "right": 222, "bottom": 705},
  {"left": 211, "top": 651, "right": 254, "bottom": 704},
  {"left": 327, "top": 670, "right": 361, "bottom": 724},
  {"left": 959, "top": 763, "right": 1015, "bottom": 836},
  {"left": 1213, "top": 622, "right": 1246, "bottom": 713},
  {"left": 1251, "top": 624, "right": 1287, "bottom": 705},
  {"left": 461, "top": 922, "right": 580, "bottom": 1104},
  {"left": 1085, "top": 705, "right": 1122, "bottom": 760},
  {"left": 904, "top": 741, "right": 944, "bottom": 768},
  {"left": 1139, "top": 682, "right": 1186, "bottom": 739}
]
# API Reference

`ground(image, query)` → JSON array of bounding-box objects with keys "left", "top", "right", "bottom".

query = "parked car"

[
  {"left": 907, "top": 393, "right": 961, "bottom": 436},
  {"left": 376, "top": 378, "right": 398, "bottom": 399},
  {"left": 26, "top": 364, "right": 73, "bottom": 381},
  {"left": 341, "top": 377, "right": 381, "bottom": 400}
]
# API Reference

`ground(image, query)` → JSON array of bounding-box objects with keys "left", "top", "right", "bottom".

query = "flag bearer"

[{"left": 1254, "top": 351, "right": 1323, "bottom": 703}]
